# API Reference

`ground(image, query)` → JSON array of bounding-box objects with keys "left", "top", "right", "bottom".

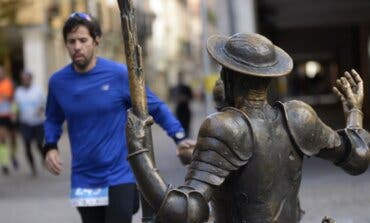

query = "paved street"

[{"left": 1, "top": 102, "right": 370, "bottom": 223}]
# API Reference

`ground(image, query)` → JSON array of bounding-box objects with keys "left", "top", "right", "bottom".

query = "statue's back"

[{"left": 212, "top": 106, "right": 303, "bottom": 223}]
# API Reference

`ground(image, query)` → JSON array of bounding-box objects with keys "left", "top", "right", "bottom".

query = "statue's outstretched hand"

[
  {"left": 126, "top": 109, "right": 154, "bottom": 154},
  {"left": 333, "top": 69, "right": 364, "bottom": 113}
]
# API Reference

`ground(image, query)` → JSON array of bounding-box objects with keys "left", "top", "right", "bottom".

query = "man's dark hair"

[{"left": 62, "top": 13, "right": 102, "bottom": 42}]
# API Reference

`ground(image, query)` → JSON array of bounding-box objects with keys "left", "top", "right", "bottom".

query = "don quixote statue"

[{"left": 118, "top": 1, "right": 370, "bottom": 222}]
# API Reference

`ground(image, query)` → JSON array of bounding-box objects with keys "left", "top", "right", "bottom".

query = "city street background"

[
  {"left": 0, "top": 102, "right": 369, "bottom": 223},
  {"left": 1, "top": 0, "right": 370, "bottom": 222}
]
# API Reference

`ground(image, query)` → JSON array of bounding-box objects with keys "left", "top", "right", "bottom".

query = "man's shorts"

[{"left": 0, "top": 117, "right": 13, "bottom": 130}]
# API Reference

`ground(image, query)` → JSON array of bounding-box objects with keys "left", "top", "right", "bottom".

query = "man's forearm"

[{"left": 42, "top": 143, "right": 58, "bottom": 158}]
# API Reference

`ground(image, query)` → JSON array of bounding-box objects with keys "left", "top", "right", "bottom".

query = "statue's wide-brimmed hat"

[{"left": 207, "top": 33, "right": 293, "bottom": 77}]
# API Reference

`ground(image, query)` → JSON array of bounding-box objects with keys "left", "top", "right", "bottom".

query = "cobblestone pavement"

[{"left": 1, "top": 102, "right": 370, "bottom": 223}]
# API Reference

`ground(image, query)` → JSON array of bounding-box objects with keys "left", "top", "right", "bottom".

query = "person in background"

[
  {"left": 171, "top": 71, "right": 193, "bottom": 137},
  {"left": 0, "top": 66, "right": 14, "bottom": 175},
  {"left": 9, "top": 100, "right": 19, "bottom": 171},
  {"left": 14, "top": 70, "right": 45, "bottom": 177},
  {"left": 43, "top": 12, "right": 195, "bottom": 223}
]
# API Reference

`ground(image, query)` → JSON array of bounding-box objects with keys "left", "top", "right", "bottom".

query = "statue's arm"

[
  {"left": 127, "top": 145, "right": 211, "bottom": 223},
  {"left": 126, "top": 110, "right": 252, "bottom": 223},
  {"left": 156, "top": 121, "right": 253, "bottom": 223},
  {"left": 281, "top": 100, "right": 370, "bottom": 175},
  {"left": 125, "top": 111, "right": 168, "bottom": 209},
  {"left": 280, "top": 70, "right": 370, "bottom": 175},
  {"left": 316, "top": 128, "right": 370, "bottom": 175},
  {"left": 153, "top": 181, "right": 211, "bottom": 223},
  {"left": 318, "top": 69, "right": 369, "bottom": 175}
]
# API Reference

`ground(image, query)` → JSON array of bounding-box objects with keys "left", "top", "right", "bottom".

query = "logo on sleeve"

[
  {"left": 101, "top": 84, "right": 110, "bottom": 91},
  {"left": 175, "top": 132, "right": 185, "bottom": 140}
]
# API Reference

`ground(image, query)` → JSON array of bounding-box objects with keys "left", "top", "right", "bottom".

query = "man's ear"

[{"left": 94, "top": 36, "right": 101, "bottom": 46}]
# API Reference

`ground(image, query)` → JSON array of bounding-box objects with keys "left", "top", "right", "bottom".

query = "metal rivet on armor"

[{"left": 239, "top": 193, "right": 248, "bottom": 204}]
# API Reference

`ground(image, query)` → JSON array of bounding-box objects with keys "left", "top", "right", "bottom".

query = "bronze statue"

[
  {"left": 125, "top": 33, "right": 370, "bottom": 223},
  {"left": 322, "top": 217, "right": 336, "bottom": 223}
]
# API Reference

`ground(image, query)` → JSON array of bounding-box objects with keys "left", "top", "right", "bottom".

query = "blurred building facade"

[
  {"left": 0, "top": 0, "right": 126, "bottom": 89},
  {"left": 0, "top": 0, "right": 258, "bottom": 101},
  {"left": 1, "top": 0, "right": 370, "bottom": 126},
  {"left": 201, "top": 0, "right": 370, "bottom": 127},
  {"left": 0, "top": 0, "right": 207, "bottom": 101},
  {"left": 256, "top": 0, "right": 370, "bottom": 128},
  {"left": 144, "top": 0, "right": 202, "bottom": 99}
]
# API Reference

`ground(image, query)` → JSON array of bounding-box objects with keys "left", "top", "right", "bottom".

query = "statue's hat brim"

[{"left": 207, "top": 34, "right": 293, "bottom": 77}]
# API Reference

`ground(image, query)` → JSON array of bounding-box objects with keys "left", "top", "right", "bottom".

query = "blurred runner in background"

[
  {"left": 0, "top": 66, "right": 14, "bottom": 175},
  {"left": 15, "top": 70, "right": 45, "bottom": 177},
  {"left": 171, "top": 71, "right": 193, "bottom": 137}
]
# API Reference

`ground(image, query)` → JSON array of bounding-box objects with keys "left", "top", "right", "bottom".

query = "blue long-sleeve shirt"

[{"left": 45, "top": 57, "right": 185, "bottom": 188}]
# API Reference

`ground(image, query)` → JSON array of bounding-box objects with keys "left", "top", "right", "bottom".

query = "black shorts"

[
  {"left": 0, "top": 117, "right": 12, "bottom": 130},
  {"left": 77, "top": 183, "right": 139, "bottom": 223},
  {"left": 19, "top": 123, "right": 44, "bottom": 142}
]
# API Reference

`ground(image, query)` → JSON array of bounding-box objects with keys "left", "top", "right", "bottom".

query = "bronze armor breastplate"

[{"left": 213, "top": 108, "right": 303, "bottom": 223}]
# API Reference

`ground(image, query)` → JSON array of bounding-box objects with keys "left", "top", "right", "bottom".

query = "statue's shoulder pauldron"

[
  {"left": 277, "top": 100, "right": 341, "bottom": 156},
  {"left": 186, "top": 108, "right": 254, "bottom": 186}
]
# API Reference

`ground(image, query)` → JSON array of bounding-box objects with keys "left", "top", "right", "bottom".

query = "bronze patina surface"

[{"left": 126, "top": 32, "right": 370, "bottom": 223}]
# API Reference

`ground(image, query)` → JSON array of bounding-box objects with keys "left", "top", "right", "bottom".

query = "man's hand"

[
  {"left": 45, "top": 149, "right": 63, "bottom": 175},
  {"left": 176, "top": 139, "right": 196, "bottom": 165},
  {"left": 126, "top": 109, "right": 153, "bottom": 154},
  {"left": 333, "top": 69, "right": 363, "bottom": 112}
]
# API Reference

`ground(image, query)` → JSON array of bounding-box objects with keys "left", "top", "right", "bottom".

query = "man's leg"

[
  {"left": 23, "top": 138, "right": 34, "bottom": 175},
  {"left": 77, "top": 206, "right": 105, "bottom": 223},
  {"left": 20, "top": 124, "right": 36, "bottom": 176},
  {"left": 9, "top": 121, "right": 18, "bottom": 170},
  {"left": 105, "top": 183, "right": 136, "bottom": 223},
  {"left": 34, "top": 124, "right": 45, "bottom": 158},
  {"left": 0, "top": 141, "right": 10, "bottom": 175},
  {"left": 0, "top": 123, "right": 10, "bottom": 175}
]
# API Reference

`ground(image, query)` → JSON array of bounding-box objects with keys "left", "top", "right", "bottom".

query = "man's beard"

[{"left": 73, "top": 55, "right": 92, "bottom": 71}]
